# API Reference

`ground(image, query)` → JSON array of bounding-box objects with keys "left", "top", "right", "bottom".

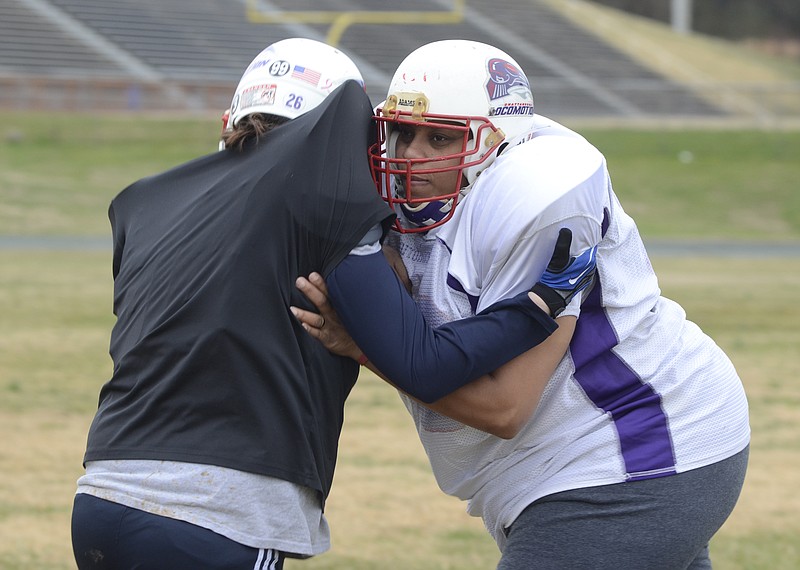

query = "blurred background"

[{"left": 1, "top": 0, "right": 798, "bottom": 124}]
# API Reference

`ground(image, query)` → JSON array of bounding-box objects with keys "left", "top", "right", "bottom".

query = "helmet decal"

[
  {"left": 237, "top": 84, "right": 277, "bottom": 115},
  {"left": 488, "top": 101, "right": 534, "bottom": 118},
  {"left": 267, "top": 60, "right": 291, "bottom": 76},
  {"left": 242, "top": 47, "right": 277, "bottom": 75},
  {"left": 291, "top": 65, "right": 321, "bottom": 86},
  {"left": 485, "top": 58, "right": 529, "bottom": 101}
]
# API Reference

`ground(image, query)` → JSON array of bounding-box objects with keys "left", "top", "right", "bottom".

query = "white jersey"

[{"left": 388, "top": 115, "right": 750, "bottom": 551}]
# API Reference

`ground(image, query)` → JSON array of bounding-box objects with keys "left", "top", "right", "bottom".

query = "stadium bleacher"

[{"left": 0, "top": 0, "right": 723, "bottom": 118}]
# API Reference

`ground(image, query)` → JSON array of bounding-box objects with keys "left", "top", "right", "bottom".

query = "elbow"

[
  {"left": 483, "top": 409, "right": 528, "bottom": 440},
  {"left": 414, "top": 387, "right": 442, "bottom": 405},
  {"left": 471, "top": 402, "right": 531, "bottom": 440},
  {"left": 477, "top": 376, "right": 544, "bottom": 439}
]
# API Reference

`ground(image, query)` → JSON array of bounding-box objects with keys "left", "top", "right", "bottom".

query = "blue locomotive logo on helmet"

[
  {"left": 485, "top": 58, "right": 530, "bottom": 101},
  {"left": 489, "top": 103, "right": 534, "bottom": 117}
]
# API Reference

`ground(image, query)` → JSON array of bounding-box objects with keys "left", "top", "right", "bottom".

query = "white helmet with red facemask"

[{"left": 370, "top": 40, "right": 536, "bottom": 233}]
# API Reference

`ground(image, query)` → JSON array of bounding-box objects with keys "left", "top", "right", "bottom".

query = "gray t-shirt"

[{"left": 78, "top": 460, "right": 330, "bottom": 556}]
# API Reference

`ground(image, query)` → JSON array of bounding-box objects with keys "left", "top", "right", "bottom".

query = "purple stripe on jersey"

[
  {"left": 446, "top": 272, "right": 479, "bottom": 313},
  {"left": 571, "top": 282, "right": 676, "bottom": 480}
]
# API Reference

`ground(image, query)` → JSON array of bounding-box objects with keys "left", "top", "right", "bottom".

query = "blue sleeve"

[{"left": 326, "top": 252, "right": 558, "bottom": 403}]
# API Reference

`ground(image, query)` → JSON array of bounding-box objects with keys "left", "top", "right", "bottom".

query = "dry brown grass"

[
  {"left": 0, "top": 411, "right": 91, "bottom": 569},
  {"left": 2, "top": 252, "right": 799, "bottom": 569}
]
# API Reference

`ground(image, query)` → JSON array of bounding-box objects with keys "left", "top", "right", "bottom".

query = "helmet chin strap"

[
  {"left": 394, "top": 173, "right": 470, "bottom": 230},
  {"left": 399, "top": 198, "right": 453, "bottom": 228}
]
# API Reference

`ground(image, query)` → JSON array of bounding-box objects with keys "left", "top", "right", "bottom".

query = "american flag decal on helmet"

[
  {"left": 485, "top": 58, "right": 529, "bottom": 100},
  {"left": 292, "top": 65, "right": 321, "bottom": 86}
]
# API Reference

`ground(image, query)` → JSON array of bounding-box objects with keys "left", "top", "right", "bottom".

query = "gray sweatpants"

[{"left": 497, "top": 446, "right": 749, "bottom": 570}]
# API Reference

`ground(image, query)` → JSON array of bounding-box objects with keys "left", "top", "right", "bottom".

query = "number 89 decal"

[{"left": 284, "top": 93, "right": 305, "bottom": 112}]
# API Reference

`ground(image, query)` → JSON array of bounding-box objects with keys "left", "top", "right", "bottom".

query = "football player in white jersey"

[{"left": 294, "top": 40, "right": 749, "bottom": 569}]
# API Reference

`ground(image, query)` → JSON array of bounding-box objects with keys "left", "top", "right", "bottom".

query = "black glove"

[{"left": 530, "top": 228, "right": 597, "bottom": 317}]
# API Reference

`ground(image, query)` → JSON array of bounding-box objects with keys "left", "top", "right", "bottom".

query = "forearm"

[
  {"left": 326, "top": 252, "right": 558, "bottom": 403},
  {"left": 422, "top": 316, "right": 576, "bottom": 438}
]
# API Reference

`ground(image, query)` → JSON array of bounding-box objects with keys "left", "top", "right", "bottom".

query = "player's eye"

[
  {"left": 396, "top": 126, "right": 415, "bottom": 143},
  {"left": 430, "top": 131, "right": 459, "bottom": 148}
]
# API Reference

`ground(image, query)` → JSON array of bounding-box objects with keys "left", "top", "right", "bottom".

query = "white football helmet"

[
  {"left": 228, "top": 38, "right": 364, "bottom": 128},
  {"left": 370, "top": 40, "right": 536, "bottom": 232}
]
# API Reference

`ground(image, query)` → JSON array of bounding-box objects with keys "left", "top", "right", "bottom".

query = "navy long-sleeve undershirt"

[{"left": 326, "top": 251, "right": 558, "bottom": 403}]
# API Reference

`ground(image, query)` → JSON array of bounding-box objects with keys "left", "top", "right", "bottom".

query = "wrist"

[{"left": 527, "top": 291, "right": 553, "bottom": 317}]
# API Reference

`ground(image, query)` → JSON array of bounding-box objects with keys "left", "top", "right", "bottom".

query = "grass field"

[{"left": 1, "top": 114, "right": 799, "bottom": 568}]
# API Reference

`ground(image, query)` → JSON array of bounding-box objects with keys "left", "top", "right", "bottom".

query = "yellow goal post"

[{"left": 245, "top": 0, "right": 465, "bottom": 46}]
